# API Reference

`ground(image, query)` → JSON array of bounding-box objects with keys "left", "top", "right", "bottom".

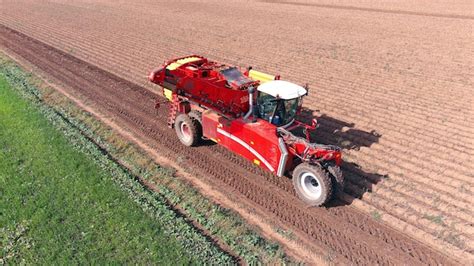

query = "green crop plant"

[{"left": 0, "top": 56, "right": 296, "bottom": 264}]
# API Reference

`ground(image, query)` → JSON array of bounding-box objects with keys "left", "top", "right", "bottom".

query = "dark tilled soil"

[{"left": 0, "top": 25, "right": 457, "bottom": 265}]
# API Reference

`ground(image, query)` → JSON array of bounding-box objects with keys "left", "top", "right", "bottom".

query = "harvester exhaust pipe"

[{"left": 244, "top": 86, "right": 255, "bottom": 121}]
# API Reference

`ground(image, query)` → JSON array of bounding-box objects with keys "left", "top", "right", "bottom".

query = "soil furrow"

[
  {"left": 0, "top": 24, "right": 460, "bottom": 265},
  {"left": 6, "top": 20, "right": 474, "bottom": 178},
  {"left": 3, "top": 15, "right": 473, "bottom": 129}
]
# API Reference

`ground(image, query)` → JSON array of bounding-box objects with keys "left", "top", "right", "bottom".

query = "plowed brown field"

[{"left": 1, "top": 0, "right": 472, "bottom": 264}]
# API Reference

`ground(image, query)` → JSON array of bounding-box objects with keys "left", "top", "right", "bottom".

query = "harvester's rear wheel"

[
  {"left": 175, "top": 113, "right": 201, "bottom": 146},
  {"left": 292, "top": 163, "right": 332, "bottom": 206},
  {"left": 328, "top": 165, "right": 344, "bottom": 193}
]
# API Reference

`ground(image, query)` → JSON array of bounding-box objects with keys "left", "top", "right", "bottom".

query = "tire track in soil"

[
  {"left": 259, "top": 0, "right": 474, "bottom": 20},
  {"left": 2, "top": 2, "right": 472, "bottom": 259},
  {"left": 4, "top": 15, "right": 471, "bottom": 123},
  {"left": 7, "top": 20, "right": 474, "bottom": 194},
  {"left": 0, "top": 25, "right": 458, "bottom": 265},
  {"left": 10, "top": 19, "right": 469, "bottom": 170},
  {"left": 4, "top": 16, "right": 469, "bottom": 162}
]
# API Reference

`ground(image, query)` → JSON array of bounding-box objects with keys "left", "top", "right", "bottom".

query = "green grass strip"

[{"left": 0, "top": 62, "right": 234, "bottom": 264}]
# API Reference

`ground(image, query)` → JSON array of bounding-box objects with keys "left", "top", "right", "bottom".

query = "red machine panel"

[
  {"left": 149, "top": 55, "right": 258, "bottom": 117},
  {"left": 202, "top": 111, "right": 282, "bottom": 174}
]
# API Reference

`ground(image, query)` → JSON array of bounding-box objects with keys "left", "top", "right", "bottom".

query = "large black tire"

[
  {"left": 174, "top": 113, "right": 201, "bottom": 146},
  {"left": 188, "top": 110, "right": 203, "bottom": 136},
  {"left": 327, "top": 165, "right": 344, "bottom": 193},
  {"left": 188, "top": 110, "right": 202, "bottom": 125},
  {"left": 292, "top": 163, "right": 333, "bottom": 206}
]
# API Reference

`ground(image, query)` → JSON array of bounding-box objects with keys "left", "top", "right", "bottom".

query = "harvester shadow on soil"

[
  {"left": 196, "top": 107, "right": 388, "bottom": 207},
  {"left": 149, "top": 54, "right": 387, "bottom": 207},
  {"left": 156, "top": 97, "right": 388, "bottom": 208},
  {"left": 298, "top": 108, "right": 388, "bottom": 207}
]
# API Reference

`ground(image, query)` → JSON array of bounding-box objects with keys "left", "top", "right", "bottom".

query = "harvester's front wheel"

[
  {"left": 174, "top": 113, "right": 201, "bottom": 147},
  {"left": 292, "top": 163, "right": 332, "bottom": 206}
]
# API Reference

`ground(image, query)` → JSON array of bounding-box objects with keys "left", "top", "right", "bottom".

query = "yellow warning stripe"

[
  {"left": 166, "top": 57, "right": 202, "bottom": 71},
  {"left": 163, "top": 89, "right": 173, "bottom": 101},
  {"left": 248, "top": 69, "right": 275, "bottom": 83}
]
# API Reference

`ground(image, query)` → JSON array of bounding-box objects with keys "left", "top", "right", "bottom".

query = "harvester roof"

[{"left": 257, "top": 80, "right": 307, "bottom": 99}]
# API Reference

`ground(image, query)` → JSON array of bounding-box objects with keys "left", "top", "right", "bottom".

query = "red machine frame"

[{"left": 149, "top": 55, "right": 343, "bottom": 206}]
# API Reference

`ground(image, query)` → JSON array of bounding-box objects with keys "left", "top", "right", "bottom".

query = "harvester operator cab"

[{"left": 256, "top": 80, "right": 307, "bottom": 127}]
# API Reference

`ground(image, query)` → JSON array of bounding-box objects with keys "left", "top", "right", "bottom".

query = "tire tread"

[{"left": 293, "top": 163, "right": 333, "bottom": 206}]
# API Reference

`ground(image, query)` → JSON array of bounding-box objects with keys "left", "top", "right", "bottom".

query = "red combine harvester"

[{"left": 149, "top": 55, "right": 343, "bottom": 206}]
